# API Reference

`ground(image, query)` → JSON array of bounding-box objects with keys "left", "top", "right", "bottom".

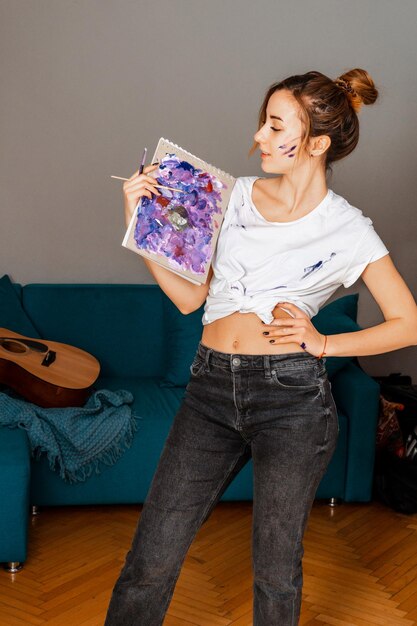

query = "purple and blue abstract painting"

[{"left": 134, "top": 154, "right": 227, "bottom": 274}]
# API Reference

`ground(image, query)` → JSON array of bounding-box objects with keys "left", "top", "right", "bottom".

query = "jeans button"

[{"left": 232, "top": 357, "right": 241, "bottom": 366}]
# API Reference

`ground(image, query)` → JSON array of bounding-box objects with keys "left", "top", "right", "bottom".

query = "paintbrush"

[{"left": 110, "top": 175, "right": 183, "bottom": 194}]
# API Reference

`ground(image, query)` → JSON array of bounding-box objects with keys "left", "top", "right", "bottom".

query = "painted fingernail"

[
  {"left": 263, "top": 331, "right": 269, "bottom": 335},
  {"left": 152, "top": 161, "right": 159, "bottom": 165},
  {"left": 269, "top": 339, "right": 275, "bottom": 343}
]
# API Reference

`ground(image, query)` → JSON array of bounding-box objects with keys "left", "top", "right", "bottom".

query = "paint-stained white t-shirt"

[{"left": 202, "top": 176, "right": 389, "bottom": 325}]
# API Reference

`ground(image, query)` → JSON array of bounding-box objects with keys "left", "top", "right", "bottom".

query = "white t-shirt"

[{"left": 202, "top": 176, "right": 389, "bottom": 325}]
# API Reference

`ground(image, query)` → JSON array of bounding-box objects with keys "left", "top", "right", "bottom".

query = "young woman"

[{"left": 105, "top": 69, "right": 417, "bottom": 625}]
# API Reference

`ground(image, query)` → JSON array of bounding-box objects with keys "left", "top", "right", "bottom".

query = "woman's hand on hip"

[{"left": 263, "top": 302, "right": 326, "bottom": 357}]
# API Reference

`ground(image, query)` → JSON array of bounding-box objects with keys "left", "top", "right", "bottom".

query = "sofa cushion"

[
  {"left": 159, "top": 296, "right": 202, "bottom": 387},
  {"left": 0, "top": 274, "right": 40, "bottom": 337},
  {"left": 22, "top": 284, "right": 166, "bottom": 378},
  {"left": 312, "top": 293, "right": 361, "bottom": 377}
]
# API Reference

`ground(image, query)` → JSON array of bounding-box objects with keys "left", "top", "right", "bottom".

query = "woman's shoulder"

[
  {"left": 230, "top": 176, "right": 262, "bottom": 201},
  {"left": 236, "top": 175, "right": 259, "bottom": 183},
  {"left": 326, "top": 189, "right": 374, "bottom": 231},
  {"left": 233, "top": 176, "right": 259, "bottom": 190},
  {"left": 226, "top": 176, "right": 256, "bottom": 206}
]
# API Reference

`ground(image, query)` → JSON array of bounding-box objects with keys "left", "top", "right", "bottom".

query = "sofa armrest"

[
  {"left": 330, "top": 361, "right": 380, "bottom": 501},
  {"left": 0, "top": 427, "right": 31, "bottom": 565}
]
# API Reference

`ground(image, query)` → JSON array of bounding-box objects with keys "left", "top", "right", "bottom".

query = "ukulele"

[{"left": 0, "top": 328, "right": 101, "bottom": 408}]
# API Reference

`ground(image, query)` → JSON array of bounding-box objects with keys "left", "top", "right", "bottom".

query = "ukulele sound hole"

[{"left": 0, "top": 339, "right": 28, "bottom": 354}]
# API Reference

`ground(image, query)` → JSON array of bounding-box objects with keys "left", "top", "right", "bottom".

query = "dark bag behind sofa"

[
  {"left": 372, "top": 373, "right": 417, "bottom": 514},
  {"left": 373, "top": 449, "right": 417, "bottom": 514}
]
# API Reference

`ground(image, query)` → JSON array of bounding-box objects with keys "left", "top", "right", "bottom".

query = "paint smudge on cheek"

[{"left": 278, "top": 144, "right": 297, "bottom": 158}]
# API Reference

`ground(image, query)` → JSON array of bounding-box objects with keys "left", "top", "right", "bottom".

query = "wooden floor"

[{"left": 1, "top": 499, "right": 417, "bottom": 626}]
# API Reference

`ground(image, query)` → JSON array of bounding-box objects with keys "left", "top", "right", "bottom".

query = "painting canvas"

[{"left": 122, "top": 137, "right": 236, "bottom": 285}]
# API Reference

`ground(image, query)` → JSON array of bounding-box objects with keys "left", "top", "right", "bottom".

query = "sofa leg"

[
  {"left": 328, "top": 497, "right": 342, "bottom": 507},
  {"left": 31, "top": 505, "right": 40, "bottom": 516},
  {"left": 4, "top": 562, "right": 24, "bottom": 573}
]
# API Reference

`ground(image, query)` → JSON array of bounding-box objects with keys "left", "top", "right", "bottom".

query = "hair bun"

[{"left": 334, "top": 77, "right": 357, "bottom": 97}]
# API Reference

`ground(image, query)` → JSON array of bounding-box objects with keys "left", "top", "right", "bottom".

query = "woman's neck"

[{"left": 265, "top": 172, "right": 328, "bottom": 217}]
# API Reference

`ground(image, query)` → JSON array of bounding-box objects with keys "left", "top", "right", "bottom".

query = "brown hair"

[{"left": 248, "top": 68, "right": 379, "bottom": 177}]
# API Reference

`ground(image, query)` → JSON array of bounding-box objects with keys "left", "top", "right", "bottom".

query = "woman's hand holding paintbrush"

[
  {"left": 115, "top": 148, "right": 183, "bottom": 227},
  {"left": 121, "top": 163, "right": 165, "bottom": 228}
]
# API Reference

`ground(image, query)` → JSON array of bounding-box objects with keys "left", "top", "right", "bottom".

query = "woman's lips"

[{"left": 261, "top": 152, "right": 270, "bottom": 158}]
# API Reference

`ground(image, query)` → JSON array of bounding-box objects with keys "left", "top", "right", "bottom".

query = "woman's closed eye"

[{"left": 270, "top": 127, "right": 281, "bottom": 132}]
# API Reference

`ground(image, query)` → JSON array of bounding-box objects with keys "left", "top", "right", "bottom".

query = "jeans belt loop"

[
  {"left": 204, "top": 347, "right": 212, "bottom": 373},
  {"left": 263, "top": 355, "right": 272, "bottom": 379}
]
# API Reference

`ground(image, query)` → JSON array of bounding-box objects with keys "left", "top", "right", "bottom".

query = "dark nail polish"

[
  {"left": 152, "top": 161, "right": 159, "bottom": 165},
  {"left": 263, "top": 331, "right": 269, "bottom": 335},
  {"left": 269, "top": 339, "right": 275, "bottom": 343}
]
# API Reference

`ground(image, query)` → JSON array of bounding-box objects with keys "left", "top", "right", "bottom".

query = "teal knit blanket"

[{"left": 0, "top": 388, "right": 142, "bottom": 484}]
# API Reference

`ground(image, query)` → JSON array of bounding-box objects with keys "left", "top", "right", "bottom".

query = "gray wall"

[{"left": 1, "top": 0, "right": 416, "bottom": 378}]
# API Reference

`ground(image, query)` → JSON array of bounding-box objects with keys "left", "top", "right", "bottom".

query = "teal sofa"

[{"left": 0, "top": 280, "right": 381, "bottom": 572}]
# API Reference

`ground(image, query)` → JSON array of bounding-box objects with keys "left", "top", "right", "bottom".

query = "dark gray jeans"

[{"left": 104, "top": 341, "right": 339, "bottom": 626}]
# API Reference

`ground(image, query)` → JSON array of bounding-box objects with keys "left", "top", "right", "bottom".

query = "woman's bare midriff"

[{"left": 200, "top": 308, "right": 305, "bottom": 355}]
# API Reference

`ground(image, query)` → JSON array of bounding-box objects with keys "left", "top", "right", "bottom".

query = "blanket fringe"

[{"left": 36, "top": 413, "right": 143, "bottom": 484}]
